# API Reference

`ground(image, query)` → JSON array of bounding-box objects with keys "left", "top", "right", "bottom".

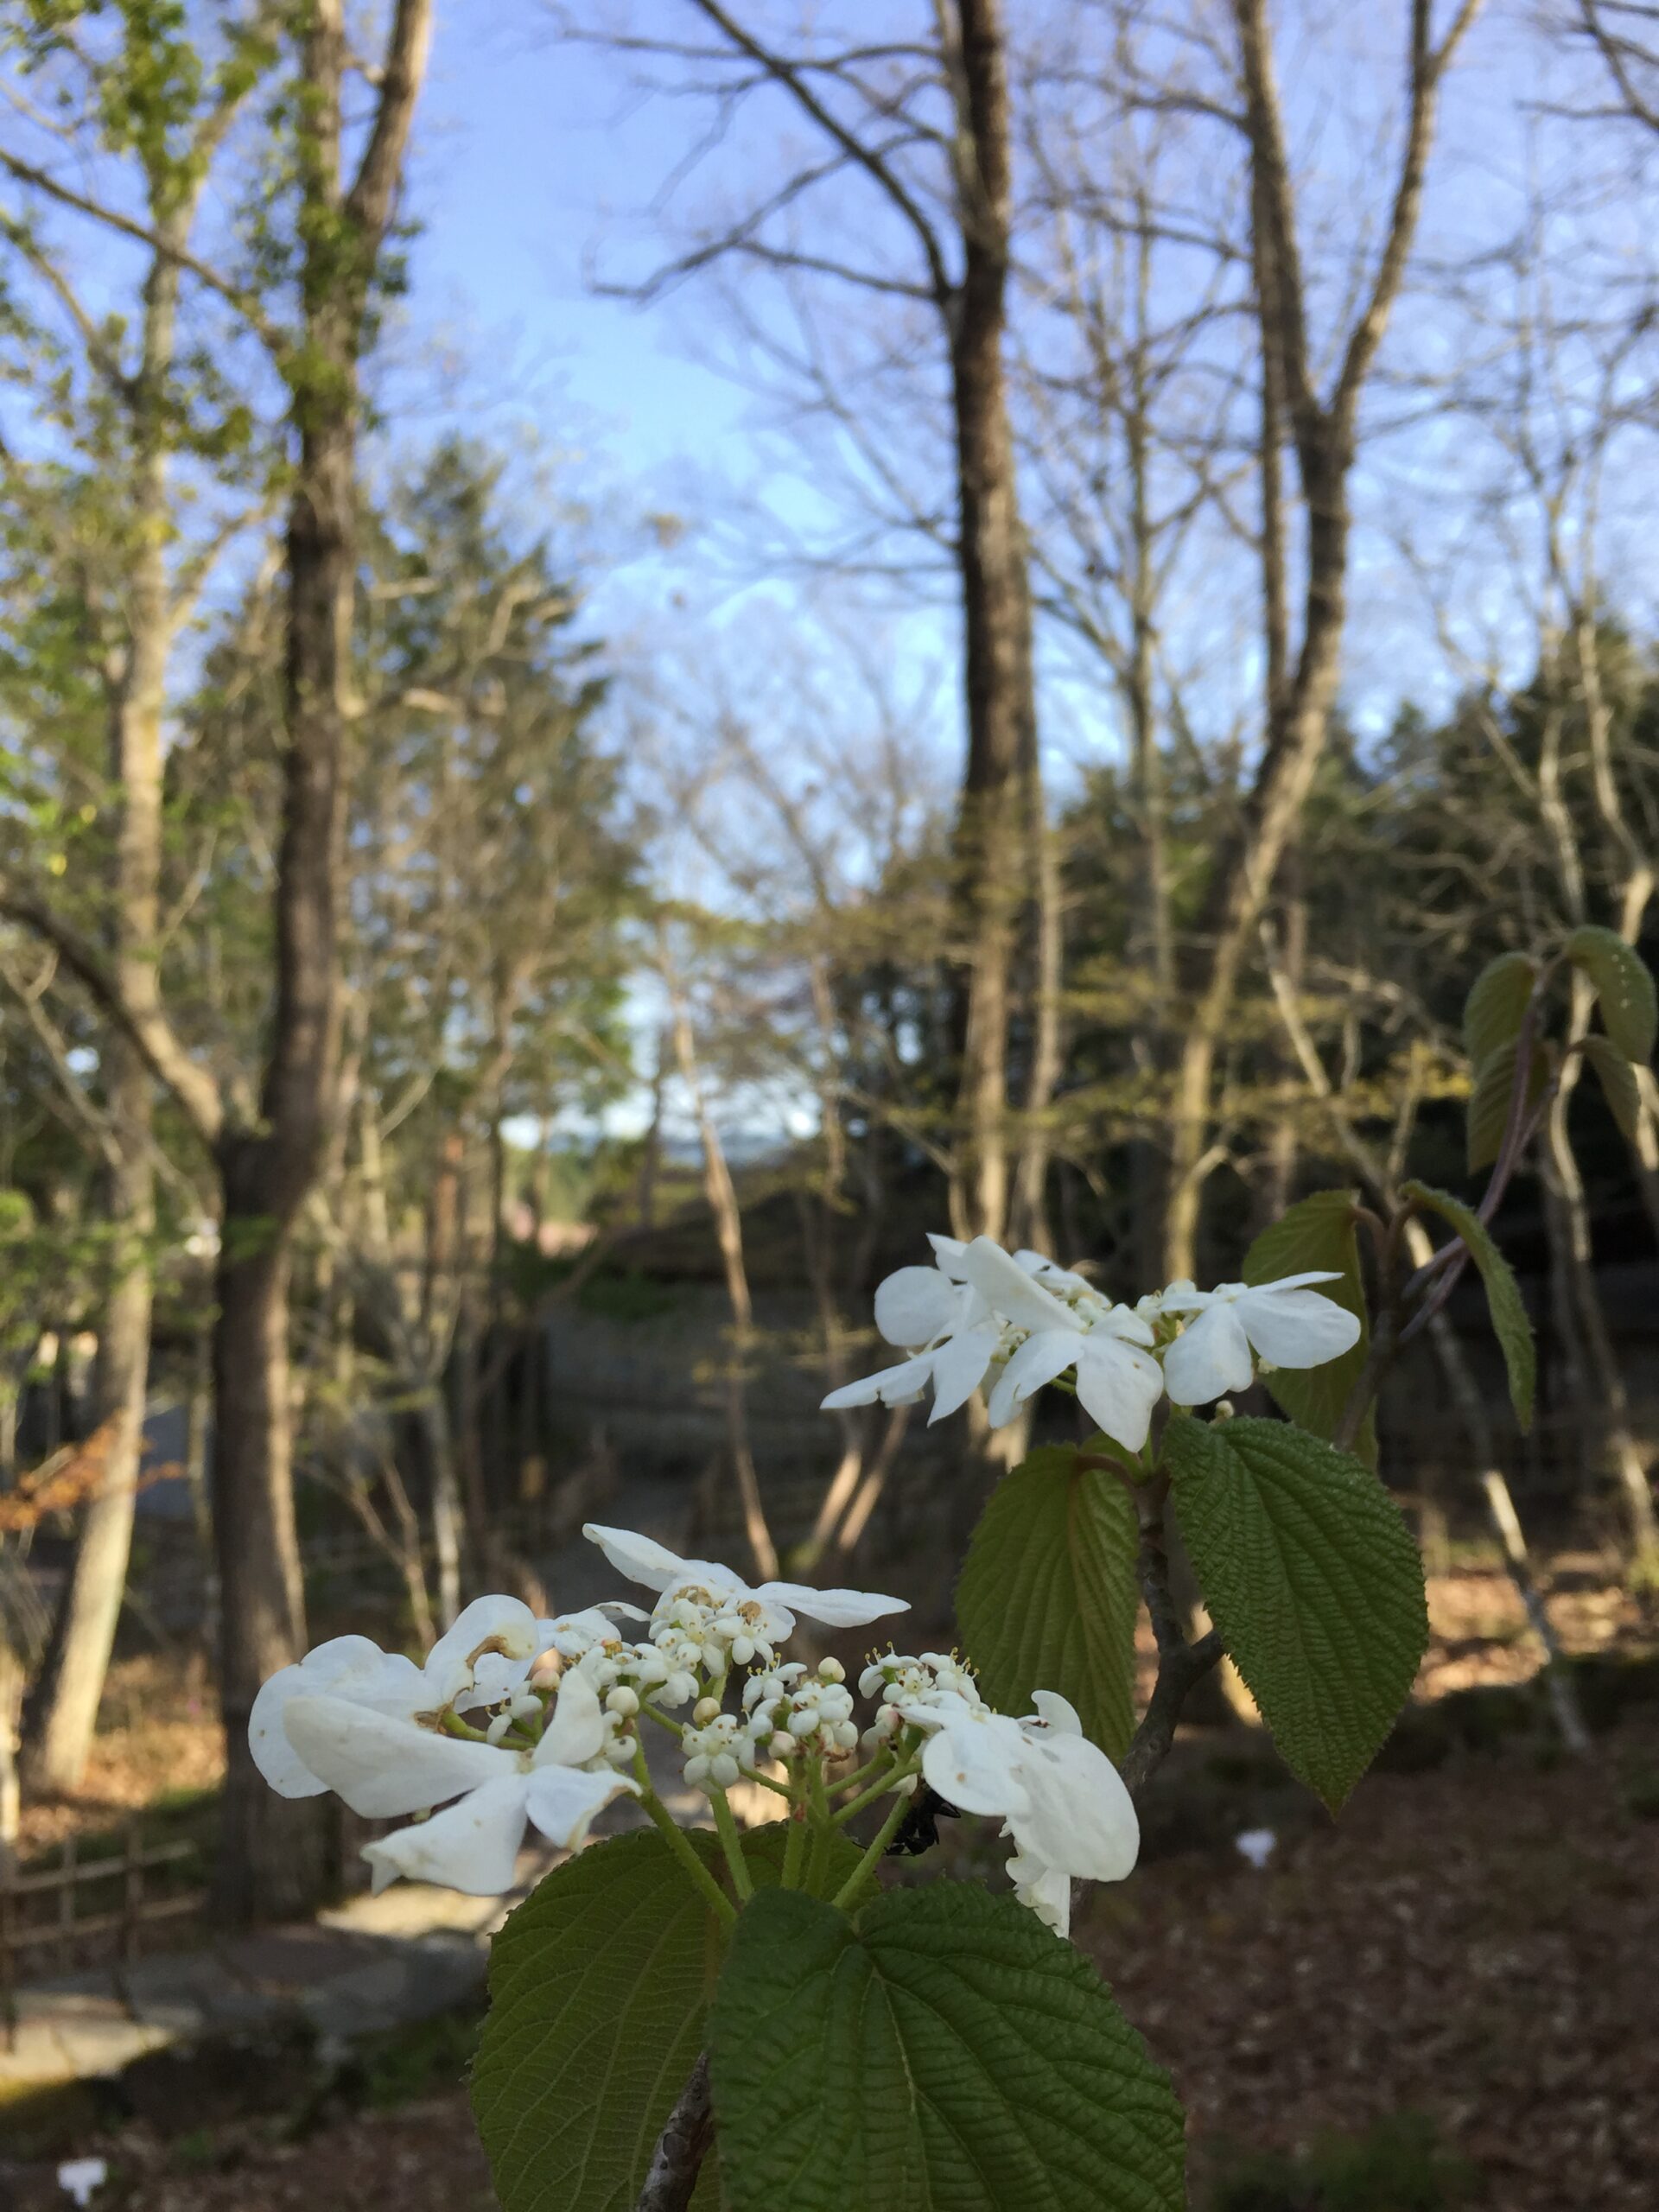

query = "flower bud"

[
  {"left": 693, "top": 1696, "right": 722, "bottom": 1726},
  {"left": 606, "top": 1686, "right": 640, "bottom": 1718},
  {"left": 710, "top": 1752, "right": 741, "bottom": 1789},
  {"left": 817, "top": 1656, "right": 846, "bottom": 1684},
  {"left": 769, "top": 1731, "right": 798, "bottom": 1759},
  {"left": 486, "top": 1709, "right": 515, "bottom": 1745}
]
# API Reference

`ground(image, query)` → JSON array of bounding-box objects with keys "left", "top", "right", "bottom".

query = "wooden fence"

[{"left": 0, "top": 1820, "right": 207, "bottom": 2032}]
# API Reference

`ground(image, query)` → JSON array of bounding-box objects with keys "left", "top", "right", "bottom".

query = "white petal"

[
  {"left": 1155, "top": 1279, "right": 1209, "bottom": 1314},
  {"left": 753, "top": 1578, "right": 909, "bottom": 1629},
  {"left": 425, "top": 1595, "right": 547, "bottom": 1705},
  {"left": 1009, "top": 1728, "right": 1139, "bottom": 1884},
  {"left": 1007, "top": 1848, "right": 1071, "bottom": 1938},
  {"left": 1245, "top": 1270, "right": 1343, "bottom": 1293},
  {"left": 821, "top": 1355, "right": 932, "bottom": 1412},
  {"left": 1074, "top": 1337, "right": 1165, "bottom": 1452},
  {"left": 926, "top": 1232, "right": 970, "bottom": 1276},
  {"left": 1161, "top": 1306, "right": 1255, "bottom": 1405},
  {"left": 919, "top": 1708, "right": 1032, "bottom": 1819},
  {"left": 995, "top": 1328, "right": 1084, "bottom": 1413},
  {"left": 953, "top": 1237, "right": 1084, "bottom": 1335},
  {"left": 1237, "top": 1286, "right": 1361, "bottom": 1370},
  {"left": 1092, "top": 1303, "right": 1156, "bottom": 1347},
  {"left": 1029, "top": 1689, "right": 1084, "bottom": 1737},
  {"left": 282, "top": 1692, "right": 517, "bottom": 1817},
  {"left": 534, "top": 1666, "right": 607, "bottom": 1767},
  {"left": 925, "top": 1327, "right": 1001, "bottom": 1422},
  {"left": 984, "top": 1359, "right": 1022, "bottom": 1429},
  {"left": 247, "top": 1637, "right": 416, "bottom": 1797},
  {"left": 874, "top": 1266, "right": 965, "bottom": 1348},
  {"left": 524, "top": 1763, "right": 640, "bottom": 1849},
  {"left": 581, "top": 1524, "right": 695, "bottom": 1595},
  {"left": 547, "top": 1604, "right": 644, "bottom": 1658},
  {"left": 360, "top": 1774, "right": 531, "bottom": 1896}
]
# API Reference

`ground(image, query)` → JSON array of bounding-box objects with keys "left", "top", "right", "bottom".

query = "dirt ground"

[{"left": 8, "top": 1561, "right": 1656, "bottom": 2209}]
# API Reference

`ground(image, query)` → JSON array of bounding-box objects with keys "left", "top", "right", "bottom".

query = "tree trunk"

[
  {"left": 948, "top": 0, "right": 1040, "bottom": 1246},
  {"left": 210, "top": 0, "right": 431, "bottom": 1922},
  {"left": 27, "top": 257, "right": 177, "bottom": 1786}
]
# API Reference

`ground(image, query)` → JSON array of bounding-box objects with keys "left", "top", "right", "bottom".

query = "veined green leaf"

[
  {"left": 1166, "top": 1415, "right": 1427, "bottom": 1809},
  {"left": 957, "top": 1443, "right": 1140, "bottom": 1758},
  {"left": 710, "top": 1883, "right": 1185, "bottom": 2212},
  {"left": 1403, "top": 1180, "right": 1535, "bottom": 1430},
  {"left": 1463, "top": 950, "right": 1538, "bottom": 1068},
  {"left": 1564, "top": 925, "right": 1656, "bottom": 1065}
]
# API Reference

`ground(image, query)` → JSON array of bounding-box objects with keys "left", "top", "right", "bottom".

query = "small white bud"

[
  {"left": 605, "top": 1732, "right": 636, "bottom": 1768},
  {"left": 486, "top": 1709, "right": 515, "bottom": 1745},
  {"left": 710, "top": 1752, "right": 741, "bottom": 1789},
  {"left": 769, "top": 1731, "right": 797, "bottom": 1759},
  {"left": 693, "top": 1695, "right": 722, "bottom": 1726},
  {"left": 833, "top": 1719, "right": 860, "bottom": 1751},
  {"left": 606, "top": 1686, "right": 640, "bottom": 1718},
  {"left": 817, "top": 1656, "right": 846, "bottom": 1684},
  {"left": 787, "top": 1707, "right": 818, "bottom": 1739}
]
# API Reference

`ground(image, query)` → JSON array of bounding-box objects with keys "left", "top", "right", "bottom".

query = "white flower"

[
  {"left": 821, "top": 1243, "right": 1003, "bottom": 1421},
  {"left": 984, "top": 1299, "right": 1162, "bottom": 1453},
  {"left": 581, "top": 1524, "right": 908, "bottom": 1639},
  {"left": 898, "top": 1688, "right": 1138, "bottom": 1936},
  {"left": 323, "top": 1669, "right": 638, "bottom": 1896},
  {"left": 1160, "top": 1273, "right": 1360, "bottom": 1406},
  {"left": 248, "top": 1594, "right": 556, "bottom": 1801}
]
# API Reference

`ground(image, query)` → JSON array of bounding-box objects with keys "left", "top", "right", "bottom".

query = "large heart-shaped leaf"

[
  {"left": 1166, "top": 1415, "right": 1427, "bottom": 1809},
  {"left": 709, "top": 1882, "right": 1185, "bottom": 2212},
  {"left": 957, "top": 1443, "right": 1140, "bottom": 1758},
  {"left": 473, "top": 1821, "right": 862, "bottom": 2212}
]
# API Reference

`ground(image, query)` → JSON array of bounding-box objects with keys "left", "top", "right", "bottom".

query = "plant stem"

[
  {"left": 634, "top": 2053, "right": 712, "bottom": 2212},
  {"left": 710, "top": 1789, "right": 753, "bottom": 1901},
  {"left": 781, "top": 1795, "right": 806, "bottom": 1889},
  {"left": 632, "top": 1746, "right": 735, "bottom": 1929},
  {"left": 831, "top": 1789, "right": 912, "bottom": 1910},
  {"left": 640, "top": 1701, "right": 685, "bottom": 1737},
  {"left": 831, "top": 1757, "right": 913, "bottom": 1826}
]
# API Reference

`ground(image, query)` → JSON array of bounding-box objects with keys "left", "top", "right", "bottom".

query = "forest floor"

[{"left": 5, "top": 1558, "right": 1656, "bottom": 2210}]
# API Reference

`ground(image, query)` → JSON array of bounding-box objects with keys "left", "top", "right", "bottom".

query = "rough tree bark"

[
  {"left": 26, "top": 200, "right": 186, "bottom": 1789},
  {"left": 213, "top": 0, "right": 433, "bottom": 1922}
]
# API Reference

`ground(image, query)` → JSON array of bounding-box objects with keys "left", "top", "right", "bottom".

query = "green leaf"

[
  {"left": 473, "top": 1822, "right": 862, "bottom": 2212},
  {"left": 710, "top": 1883, "right": 1185, "bottom": 2212},
  {"left": 1243, "top": 1188, "right": 1376, "bottom": 1469},
  {"left": 956, "top": 1443, "right": 1140, "bottom": 1758},
  {"left": 1582, "top": 1033, "right": 1642, "bottom": 1142},
  {"left": 1463, "top": 950, "right": 1537, "bottom": 1068},
  {"left": 1565, "top": 925, "right": 1656, "bottom": 1064},
  {"left": 1165, "top": 1415, "right": 1427, "bottom": 1810},
  {"left": 1402, "top": 1180, "right": 1535, "bottom": 1431},
  {"left": 1466, "top": 1039, "right": 1548, "bottom": 1172}
]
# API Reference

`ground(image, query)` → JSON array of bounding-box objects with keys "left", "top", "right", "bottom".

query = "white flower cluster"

[
  {"left": 823, "top": 1232, "right": 1360, "bottom": 1451},
  {"left": 248, "top": 1522, "right": 1144, "bottom": 1940},
  {"left": 739, "top": 1658, "right": 860, "bottom": 1770},
  {"left": 858, "top": 1649, "right": 981, "bottom": 1751}
]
